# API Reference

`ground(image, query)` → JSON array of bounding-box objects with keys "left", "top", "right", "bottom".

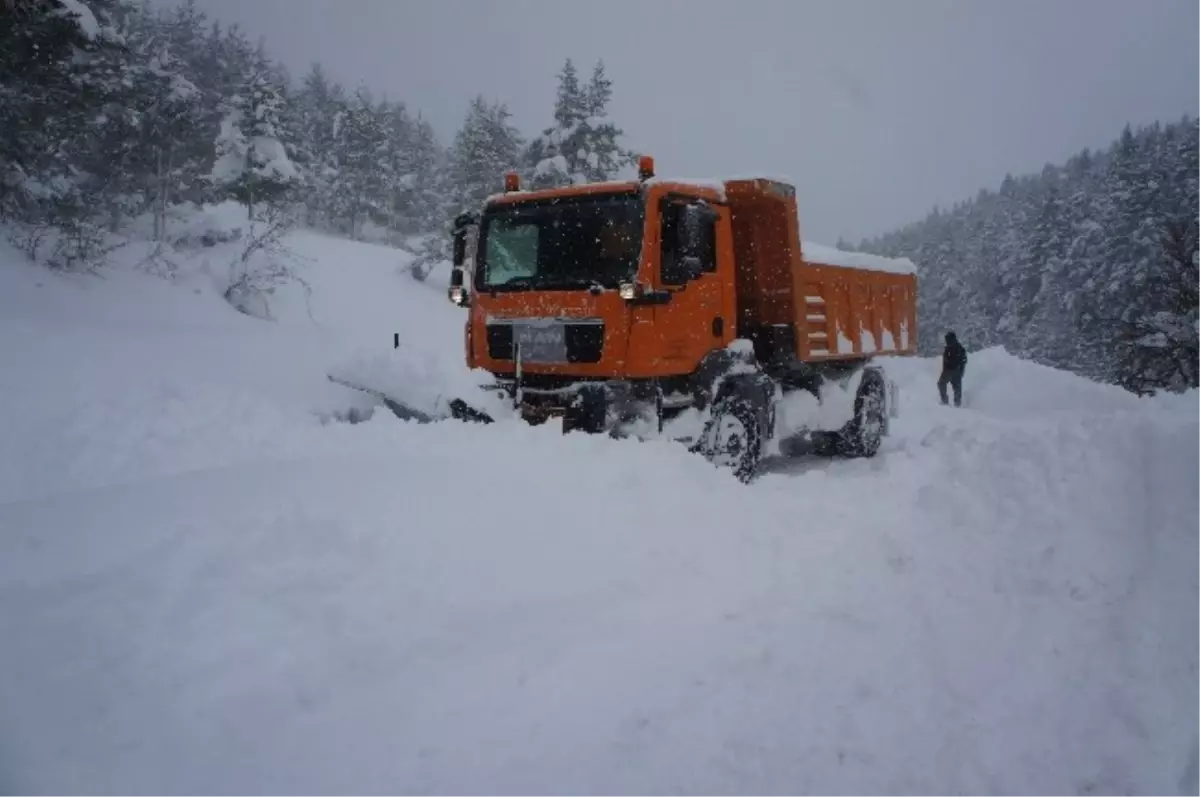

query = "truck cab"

[{"left": 449, "top": 159, "right": 753, "bottom": 426}]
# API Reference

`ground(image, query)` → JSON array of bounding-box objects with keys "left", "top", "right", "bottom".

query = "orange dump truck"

[{"left": 443, "top": 157, "right": 918, "bottom": 480}]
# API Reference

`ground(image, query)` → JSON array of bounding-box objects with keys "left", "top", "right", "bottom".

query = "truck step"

[{"left": 661, "top": 392, "right": 694, "bottom": 410}]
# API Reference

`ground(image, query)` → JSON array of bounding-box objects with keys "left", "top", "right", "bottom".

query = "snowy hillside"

[{"left": 0, "top": 227, "right": 1196, "bottom": 795}]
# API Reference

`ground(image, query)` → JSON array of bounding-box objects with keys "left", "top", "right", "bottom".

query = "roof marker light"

[{"left": 637, "top": 155, "right": 655, "bottom": 181}]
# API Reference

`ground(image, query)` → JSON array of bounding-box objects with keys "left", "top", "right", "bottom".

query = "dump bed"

[
  {"left": 794, "top": 242, "right": 917, "bottom": 362},
  {"left": 724, "top": 178, "right": 918, "bottom": 363}
]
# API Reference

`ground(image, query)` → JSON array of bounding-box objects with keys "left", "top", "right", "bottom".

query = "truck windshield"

[{"left": 476, "top": 194, "right": 645, "bottom": 291}]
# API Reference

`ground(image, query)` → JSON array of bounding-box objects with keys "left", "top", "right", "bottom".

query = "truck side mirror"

[
  {"left": 451, "top": 212, "right": 478, "bottom": 268},
  {"left": 449, "top": 212, "right": 478, "bottom": 306}
]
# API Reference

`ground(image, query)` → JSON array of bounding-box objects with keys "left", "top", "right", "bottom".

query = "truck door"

[{"left": 649, "top": 196, "right": 728, "bottom": 373}]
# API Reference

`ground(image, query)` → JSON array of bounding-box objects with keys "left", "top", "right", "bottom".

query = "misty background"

[{"left": 160, "top": 0, "right": 1198, "bottom": 243}]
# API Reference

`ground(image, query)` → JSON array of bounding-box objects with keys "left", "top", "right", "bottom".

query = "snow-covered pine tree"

[
  {"left": 293, "top": 63, "right": 345, "bottom": 229},
  {"left": 376, "top": 99, "right": 417, "bottom": 243},
  {"left": 0, "top": 0, "right": 120, "bottom": 227},
  {"left": 80, "top": 5, "right": 207, "bottom": 237},
  {"left": 577, "top": 60, "right": 636, "bottom": 183},
  {"left": 1016, "top": 170, "right": 1074, "bottom": 363},
  {"left": 1112, "top": 205, "right": 1199, "bottom": 395},
  {"left": 408, "top": 115, "right": 449, "bottom": 235},
  {"left": 329, "top": 86, "right": 390, "bottom": 239},
  {"left": 0, "top": 0, "right": 448, "bottom": 269},
  {"left": 448, "top": 95, "right": 523, "bottom": 214},
  {"left": 209, "top": 45, "right": 300, "bottom": 221},
  {"left": 525, "top": 59, "right": 583, "bottom": 189},
  {"left": 857, "top": 117, "right": 1197, "bottom": 393},
  {"left": 526, "top": 59, "right": 636, "bottom": 189}
]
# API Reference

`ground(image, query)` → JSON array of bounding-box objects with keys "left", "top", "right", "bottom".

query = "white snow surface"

[
  {"left": 837, "top": 327, "right": 855, "bottom": 355},
  {"left": 0, "top": 219, "right": 1197, "bottom": 795},
  {"left": 644, "top": 175, "right": 728, "bottom": 199},
  {"left": 802, "top": 240, "right": 918, "bottom": 275},
  {"left": 533, "top": 154, "right": 569, "bottom": 178},
  {"left": 56, "top": 0, "right": 101, "bottom": 38}
]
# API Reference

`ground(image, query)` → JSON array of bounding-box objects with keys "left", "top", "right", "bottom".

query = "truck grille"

[{"left": 485, "top": 322, "right": 604, "bottom": 364}]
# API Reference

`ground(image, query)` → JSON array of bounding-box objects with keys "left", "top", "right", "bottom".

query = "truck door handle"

[
  {"left": 629, "top": 290, "right": 672, "bottom": 306},
  {"left": 712, "top": 317, "right": 724, "bottom": 337}
]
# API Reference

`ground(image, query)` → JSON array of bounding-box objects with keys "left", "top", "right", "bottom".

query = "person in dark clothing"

[{"left": 938, "top": 331, "right": 968, "bottom": 406}]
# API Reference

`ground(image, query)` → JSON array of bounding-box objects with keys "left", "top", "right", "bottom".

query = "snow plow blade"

[{"left": 326, "top": 374, "right": 494, "bottom": 425}]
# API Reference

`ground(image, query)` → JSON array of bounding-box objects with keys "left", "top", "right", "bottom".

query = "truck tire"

[
  {"left": 841, "top": 367, "right": 887, "bottom": 458},
  {"left": 699, "top": 393, "right": 763, "bottom": 483}
]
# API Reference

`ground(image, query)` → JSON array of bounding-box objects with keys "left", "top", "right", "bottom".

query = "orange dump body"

[
  {"left": 792, "top": 261, "right": 918, "bottom": 361},
  {"left": 724, "top": 178, "right": 918, "bottom": 363}
]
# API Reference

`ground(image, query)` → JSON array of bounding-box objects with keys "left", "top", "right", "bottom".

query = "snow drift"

[{"left": 0, "top": 222, "right": 1195, "bottom": 795}]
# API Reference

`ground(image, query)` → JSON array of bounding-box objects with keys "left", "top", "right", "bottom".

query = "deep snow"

[{"left": 0, "top": 220, "right": 1196, "bottom": 795}]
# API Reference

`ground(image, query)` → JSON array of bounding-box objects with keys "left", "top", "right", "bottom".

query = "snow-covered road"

[{"left": 0, "top": 228, "right": 1195, "bottom": 794}]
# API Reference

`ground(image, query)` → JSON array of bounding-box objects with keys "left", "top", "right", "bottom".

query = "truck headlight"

[
  {"left": 448, "top": 285, "right": 467, "bottom": 306},
  {"left": 619, "top": 282, "right": 637, "bottom": 301}
]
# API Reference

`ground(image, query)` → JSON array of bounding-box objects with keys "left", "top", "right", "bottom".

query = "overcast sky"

[{"left": 167, "top": 0, "right": 1196, "bottom": 243}]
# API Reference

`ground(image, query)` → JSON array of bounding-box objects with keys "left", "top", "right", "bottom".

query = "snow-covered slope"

[{"left": 0, "top": 227, "right": 1195, "bottom": 795}]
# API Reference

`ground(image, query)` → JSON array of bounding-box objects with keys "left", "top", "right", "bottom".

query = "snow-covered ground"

[{"left": 0, "top": 221, "right": 1196, "bottom": 795}]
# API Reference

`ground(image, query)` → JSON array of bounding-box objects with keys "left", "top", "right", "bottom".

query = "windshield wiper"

[{"left": 491, "top": 275, "right": 610, "bottom": 292}]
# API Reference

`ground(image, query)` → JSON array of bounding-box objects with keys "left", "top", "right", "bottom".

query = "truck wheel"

[
  {"left": 700, "top": 395, "right": 763, "bottom": 482},
  {"left": 841, "top": 369, "right": 886, "bottom": 458}
]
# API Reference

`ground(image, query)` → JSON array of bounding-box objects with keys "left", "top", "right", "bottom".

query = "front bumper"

[{"left": 482, "top": 374, "right": 658, "bottom": 433}]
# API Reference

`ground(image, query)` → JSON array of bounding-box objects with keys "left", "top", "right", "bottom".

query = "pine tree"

[
  {"left": 1017, "top": 172, "right": 1071, "bottom": 363},
  {"left": 408, "top": 116, "right": 449, "bottom": 234},
  {"left": 1114, "top": 216, "right": 1199, "bottom": 394},
  {"left": 858, "top": 117, "right": 1199, "bottom": 393},
  {"left": 525, "top": 59, "right": 584, "bottom": 188},
  {"left": 526, "top": 58, "right": 635, "bottom": 188},
  {"left": 209, "top": 46, "right": 300, "bottom": 220},
  {"left": 448, "top": 95, "right": 523, "bottom": 214},
  {"left": 330, "top": 86, "right": 390, "bottom": 239},
  {"left": 377, "top": 99, "right": 416, "bottom": 242},
  {"left": 0, "top": 0, "right": 118, "bottom": 223},
  {"left": 294, "top": 63, "right": 345, "bottom": 228},
  {"left": 576, "top": 60, "right": 635, "bottom": 182}
]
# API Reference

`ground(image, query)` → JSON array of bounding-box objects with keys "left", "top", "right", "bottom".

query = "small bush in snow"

[{"left": 222, "top": 203, "right": 311, "bottom": 321}]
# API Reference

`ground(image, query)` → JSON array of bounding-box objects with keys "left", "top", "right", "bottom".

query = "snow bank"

[
  {"left": 0, "top": 225, "right": 457, "bottom": 501},
  {"left": 327, "top": 348, "right": 514, "bottom": 422},
  {"left": 0, "top": 222, "right": 1195, "bottom": 795},
  {"left": 880, "top": 346, "right": 1155, "bottom": 418}
]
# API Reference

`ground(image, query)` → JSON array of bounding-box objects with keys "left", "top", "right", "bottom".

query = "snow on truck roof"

[
  {"left": 801, "top": 241, "right": 917, "bottom": 275},
  {"left": 643, "top": 176, "right": 728, "bottom": 198}
]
